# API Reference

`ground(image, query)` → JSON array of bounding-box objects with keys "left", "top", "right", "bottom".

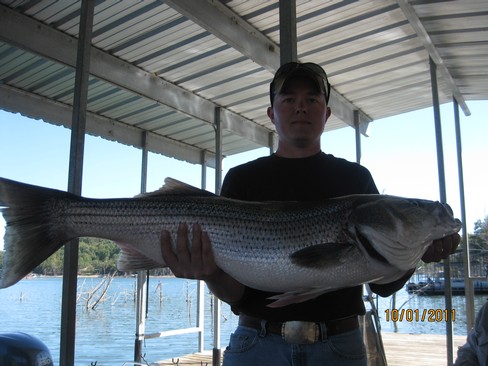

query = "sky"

[{"left": 0, "top": 100, "right": 487, "bottom": 250}]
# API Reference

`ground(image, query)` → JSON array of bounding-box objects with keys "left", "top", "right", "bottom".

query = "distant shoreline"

[{"left": 25, "top": 273, "right": 175, "bottom": 279}]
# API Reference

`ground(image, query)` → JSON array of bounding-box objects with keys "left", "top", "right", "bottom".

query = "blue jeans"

[{"left": 222, "top": 322, "right": 367, "bottom": 366}]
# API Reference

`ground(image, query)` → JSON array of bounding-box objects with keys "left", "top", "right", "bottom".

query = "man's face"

[{"left": 267, "top": 78, "right": 330, "bottom": 149}]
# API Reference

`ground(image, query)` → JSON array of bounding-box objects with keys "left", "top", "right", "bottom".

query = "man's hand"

[
  {"left": 160, "top": 223, "right": 223, "bottom": 281},
  {"left": 421, "top": 233, "right": 461, "bottom": 263},
  {"left": 160, "top": 223, "right": 246, "bottom": 304}
]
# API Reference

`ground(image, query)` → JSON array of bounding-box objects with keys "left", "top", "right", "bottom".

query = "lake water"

[{"left": 0, "top": 277, "right": 486, "bottom": 365}]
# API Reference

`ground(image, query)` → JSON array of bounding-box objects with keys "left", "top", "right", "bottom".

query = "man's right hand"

[
  {"left": 160, "top": 223, "right": 222, "bottom": 281},
  {"left": 160, "top": 223, "right": 246, "bottom": 304}
]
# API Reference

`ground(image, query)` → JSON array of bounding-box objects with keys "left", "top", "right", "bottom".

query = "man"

[
  {"left": 160, "top": 62, "right": 460, "bottom": 365},
  {"left": 454, "top": 301, "right": 488, "bottom": 366}
]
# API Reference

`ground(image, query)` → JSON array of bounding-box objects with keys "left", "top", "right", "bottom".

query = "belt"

[{"left": 238, "top": 314, "right": 359, "bottom": 344}]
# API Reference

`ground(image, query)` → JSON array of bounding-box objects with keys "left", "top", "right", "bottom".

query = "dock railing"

[{"left": 133, "top": 273, "right": 219, "bottom": 364}]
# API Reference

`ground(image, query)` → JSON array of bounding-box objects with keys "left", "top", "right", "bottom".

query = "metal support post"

[
  {"left": 134, "top": 131, "right": 149, "bottom": 362},
  {"left": 60, "top": 1, "right": 94, "bottom": 365},
  {"left": 268, "top": 131, "right": 275, "bottom": 155},
  {"left": 354, "top": 110, "right": 361, "bottom": 164},
  {"left": 453, "top": 98, "right": 475, "bottom": 330},
  {"left": 198, "top": 149, "right": 207, "bottom": 353},
  {"left": 430, "top": 57, "right": 454, "bottom": 365},
  {"left": 279, "top": 0, "right": 297, "bottom": 64},
  {"left": 213, "top": 107, "right": 223, "bottom": 366}
]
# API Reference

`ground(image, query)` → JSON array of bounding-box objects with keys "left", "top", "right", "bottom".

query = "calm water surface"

[{"left": 0, "top": 277, "right": 486, "bottom": 365}]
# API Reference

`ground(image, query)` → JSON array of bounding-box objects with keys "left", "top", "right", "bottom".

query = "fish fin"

[
  {"left": 0, "top": 178, "right": 74, "bottom": 288},
  {"left": 135, "top": 178, "right": 216, "bottom": 198},
  {"left": 290, "top": 243, "right": 357, "bottom": 268},
  {"left": 116, "top": 242, "right": 164, "bottom": 271},
  {"left": 266, "top": 288, "right": 331, "bottom": 308}
]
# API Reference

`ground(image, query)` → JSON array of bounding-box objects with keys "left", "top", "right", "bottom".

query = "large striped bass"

[{"left": 0, "top": 177, "right": 461, "bottom": 307}]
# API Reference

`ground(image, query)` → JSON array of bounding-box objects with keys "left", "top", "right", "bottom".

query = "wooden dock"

[
  {"left": 158, "top": 350, "right": 214, "bottom": 365},
  {"left": 381, "top": 332, "right": 466, "bottom": 366},
  {"left": 157, "top": 332, "right": 468, "bottom": 365}
]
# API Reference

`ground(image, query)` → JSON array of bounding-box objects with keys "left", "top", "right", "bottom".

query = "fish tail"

[{"left": 0, "top": 178, "right": 72, "bottom": 288}]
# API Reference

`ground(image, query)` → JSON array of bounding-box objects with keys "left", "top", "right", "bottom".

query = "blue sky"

[{"left": 0, "top": 100, "right": 487, "bottom": 249}]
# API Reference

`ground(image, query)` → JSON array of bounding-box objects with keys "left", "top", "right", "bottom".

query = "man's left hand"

[{"left": 421, "top": 233, "right": 461, "bottom": 263}]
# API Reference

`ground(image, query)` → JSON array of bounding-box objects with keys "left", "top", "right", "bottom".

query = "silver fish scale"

[
  {"left": 45, "top": 193, "right": 380, "bottom": 297},
  {"left": 56, "top": 195, "right": 353, "bottom": 238},
  {"left": 53, "top": 195, "right": 354, "bottom": 272}
]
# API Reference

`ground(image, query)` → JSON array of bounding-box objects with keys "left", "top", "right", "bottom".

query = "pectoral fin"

[{"left": 290, "top": 243, "right": 357, "bottom": 269}]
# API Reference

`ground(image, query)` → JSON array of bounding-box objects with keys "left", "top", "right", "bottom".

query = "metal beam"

[
  {"left": 397, "top": 0, "right": 471, "bottom": 116},
  {"left": 279, "top": 0, "right": 297, "bottom": 64},
  {"left": 0, "top": 4, "right": 271, "bottom": 148},
  {"left": 134, "top": 131, "right": 149, "bottom": 363},
  {"left": 354, "top": 110, "right": 361, "bottom": 164},
  {"left": 212, "top": 106, "right": 223, "bottom": 366},
  {"left": 453, "top": 98, "right": 475, "bottom": 331},
  {"left": 60, "top": 1, "right": 94, "bottom": 365},
  {"left": 165, "top": 0, "right": 280, "bottom": 73},
  {"left": 164, "top": 0, "right": 372, "bottom": 131},
  {"left": 330, "top": 91, "right": 371, "bottom": 135},
  {"left": 0, "top": 84, "right": 217, "bottom": 167},
  {"left": 430, "top": 57, "right": 454, "bottom": 366}
]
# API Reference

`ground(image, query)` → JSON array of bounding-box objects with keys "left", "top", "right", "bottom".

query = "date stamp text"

[{"left": 384, "top": 309, "right": 456, "bottom": 322}]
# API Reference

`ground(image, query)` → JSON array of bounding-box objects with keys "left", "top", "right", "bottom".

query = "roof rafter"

[
  {"left": 397, "top": 0, "right": 471, "bottom": 116},
  {"left": 0, "top": 4, "right": 272, "bottom": 152},
  {"left": 165, "top": 0, "right": 372, "bottom": 132},
  {"left": 0, "top": 84, "right": 212, "bottom": 165}
]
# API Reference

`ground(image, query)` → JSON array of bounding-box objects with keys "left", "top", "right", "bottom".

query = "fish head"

[{"left": 349, "top": 195, "right": 462, "bottom": 271}]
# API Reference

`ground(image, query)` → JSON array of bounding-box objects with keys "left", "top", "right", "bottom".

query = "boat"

[{"left": 407, "top": 277, "right": 488, "bottom": 295}]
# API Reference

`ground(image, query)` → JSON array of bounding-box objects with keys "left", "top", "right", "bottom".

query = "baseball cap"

[{"left": 269, "top": 62, "right": 330, "bottom": 105}]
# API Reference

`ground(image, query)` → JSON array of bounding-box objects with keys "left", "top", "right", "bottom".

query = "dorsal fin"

[{"left": 135, "top": 177, "right": 216, "bottom": 198}]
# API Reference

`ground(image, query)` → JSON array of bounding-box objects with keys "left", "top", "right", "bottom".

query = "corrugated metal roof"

[{"left": 0, "top": 0, "right": 487, "bottom": 166}]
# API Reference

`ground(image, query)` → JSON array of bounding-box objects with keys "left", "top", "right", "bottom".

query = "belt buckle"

[{"left": 281, "top": 321, "right": 319, "bottom": 344}]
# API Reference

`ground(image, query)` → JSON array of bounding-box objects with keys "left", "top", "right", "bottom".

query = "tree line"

[
  {"left": 413, "top": 216, "right": 488, "bottom": 278},
  {"left": 0, "top": 237, "right": 173, "bottom": 277},
  {"left": 0, "top": 216, "right": 487, "bottom": 278}
]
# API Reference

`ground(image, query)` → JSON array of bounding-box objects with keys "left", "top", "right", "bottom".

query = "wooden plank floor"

[
  {"left": 157, "top": 333, "right": 468, "bottom": 365},
  {"left": 382, "top": 332, "right": 466, "bottom": 366},
  {"left": 158, "top": 350, "right": 214, "bottom": 365}
]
